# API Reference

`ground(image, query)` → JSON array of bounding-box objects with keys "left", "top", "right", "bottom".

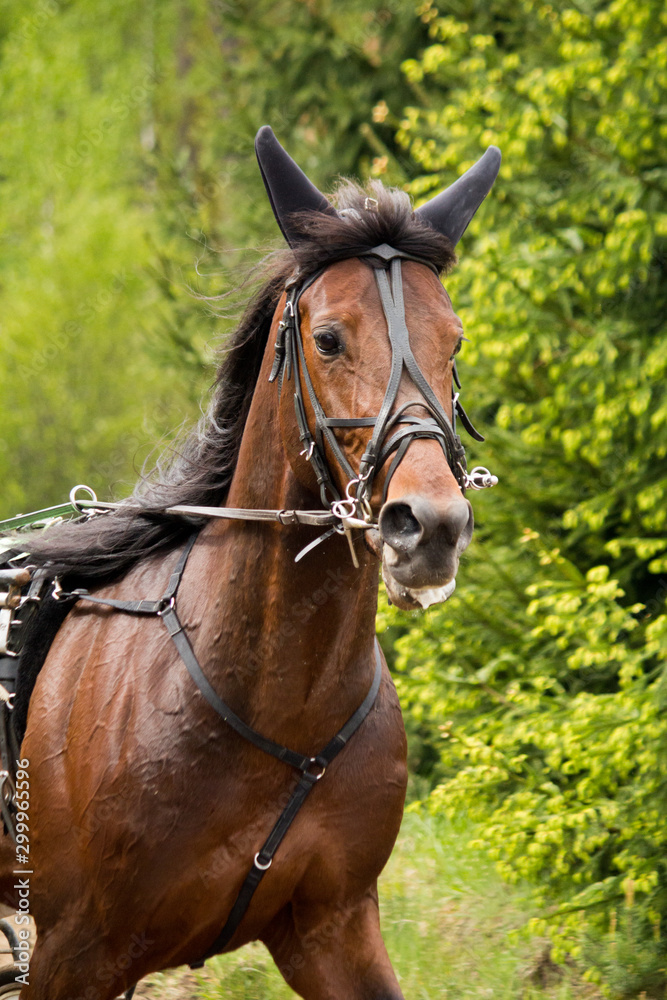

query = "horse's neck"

[{"left": 183, "top": 370, "right": 379, "bottom": 742}]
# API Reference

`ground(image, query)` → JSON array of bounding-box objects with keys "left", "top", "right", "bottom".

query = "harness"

[{"left": 0, "top": 244, "right": 497, "bottom": 974}]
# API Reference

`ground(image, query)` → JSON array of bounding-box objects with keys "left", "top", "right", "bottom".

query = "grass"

[{"left": 136, "top": 811, "right": 601, "bottom": 1000}]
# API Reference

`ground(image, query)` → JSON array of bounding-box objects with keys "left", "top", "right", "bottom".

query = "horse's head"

[{"left": 257, "top": 127, "right": 500, "bottom": 610}]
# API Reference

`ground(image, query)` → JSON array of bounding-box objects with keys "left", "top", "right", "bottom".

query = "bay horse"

[{"left": 0, "top": 127, "right": 500, "bottom": 999}]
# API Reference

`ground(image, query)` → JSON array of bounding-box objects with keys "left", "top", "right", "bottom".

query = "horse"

[{"left": 0, "top": 126, "right": 500, "bottom": 999}]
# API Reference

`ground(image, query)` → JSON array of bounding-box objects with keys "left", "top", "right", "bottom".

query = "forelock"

[{"left": 284, "top": 179, "right": 457, "bottom": 279}]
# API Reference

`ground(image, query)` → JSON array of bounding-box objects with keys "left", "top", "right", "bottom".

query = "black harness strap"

[
  {"left": 197, "top": 640, "right": 382, "bottom": 961},
  {"left": 160, "top": 603, "right": 316, "bottom": 773},
  {"left": 362, "top": 259, "right": 466, "bottom": 493},
  {"left": 64, "top": 532, "right": 383, "bottom": 965}
]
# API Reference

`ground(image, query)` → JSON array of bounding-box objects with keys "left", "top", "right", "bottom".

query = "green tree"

[
  {"left": 379, "top": 0, "right": 667, "bottom": 989},
  {"left": 0, "top": 0, "right": 432, "bottom": 517}
]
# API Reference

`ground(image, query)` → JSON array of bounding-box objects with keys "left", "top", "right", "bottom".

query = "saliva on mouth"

[{"left": 384, "top": 574, "right": 456, "bottom": 610}]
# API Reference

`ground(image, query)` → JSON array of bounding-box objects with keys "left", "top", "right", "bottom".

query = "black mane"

[{"left": 8, "top": 181, "right": 456, "bottom": 583}]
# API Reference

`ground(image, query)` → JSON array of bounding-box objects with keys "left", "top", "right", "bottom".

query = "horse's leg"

[{"left": 264, "top": 884, "right": 404, "bottom": 1000}]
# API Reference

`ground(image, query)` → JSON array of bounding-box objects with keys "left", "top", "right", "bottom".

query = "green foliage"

[
  {"left": 377, "top": 0, "right": 667, "bottom": 990},
  {"left": 206, "top": 0, "right": 433, "bottom": 189},
  {"left": 0, "top": 0, "right": 427, "bottom": 516},
  {"left": 0, "top": 0, "right": 216, "bottom": 514}
]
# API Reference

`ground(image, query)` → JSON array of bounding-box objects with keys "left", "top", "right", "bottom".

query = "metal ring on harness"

[
  {"left": 458, "top": 465, "right": 499, "bottom": 491},
  {"left": 69, "top": 484, "right": 98, "bottom": 513},
  {"left": 331, "top": 498, "right": 357, "bottom": 520}
]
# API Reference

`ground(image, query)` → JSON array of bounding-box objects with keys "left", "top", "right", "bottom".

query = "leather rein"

[{"left": 12, "top": 242, "right": 497, "bottom": 565}]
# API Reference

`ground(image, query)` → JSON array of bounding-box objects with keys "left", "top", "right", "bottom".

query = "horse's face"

[{"left": 284, "top": 257, "right": 473, "bottom": 611}]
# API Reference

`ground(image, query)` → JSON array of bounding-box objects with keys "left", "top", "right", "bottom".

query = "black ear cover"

[
  {"left": 255, "top": 126, "right": 336, "bottom": 246},
  {"left": 415, "top": 147, "right": 501, "bottom": 246}
]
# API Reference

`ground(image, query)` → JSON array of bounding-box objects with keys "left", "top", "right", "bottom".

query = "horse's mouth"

[
  {"left": 383, "top": 570, "right": 456, "bottom": 610},
  {"left": 365, "top": 528, "right": 458, "bottom": 610}
]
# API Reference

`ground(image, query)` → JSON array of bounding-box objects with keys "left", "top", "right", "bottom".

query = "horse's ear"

[
  {"left": 255, "top": 126, "right": 336, "bottom": 247},
  {"left": 415, "top": 147, "right": 501, "bottom": 247}
]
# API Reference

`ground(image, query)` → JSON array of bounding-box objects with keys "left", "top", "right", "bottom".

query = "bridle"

[{"left": 268, "top": 242, "right": 496, "bottom": 560}]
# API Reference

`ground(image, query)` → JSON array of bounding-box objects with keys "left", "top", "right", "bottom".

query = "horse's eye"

[
  {"left": 314, "top": 331, "right": 342, "bottom": 356},
  {"left": 450, "top": 340, "right": 462, "bottom": 361}
]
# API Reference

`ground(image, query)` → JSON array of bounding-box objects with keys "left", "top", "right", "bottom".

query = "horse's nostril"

[
  {"left": 379, "top": 501, "right": 423, "bottom": 553},
  {"left": 379, "top": 494, "right": 474, "bottom": 560}
]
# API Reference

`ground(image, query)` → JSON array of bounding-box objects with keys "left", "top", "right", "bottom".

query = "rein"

[{"left": 0, "top": 244, "right": 497, "bottom": 566}]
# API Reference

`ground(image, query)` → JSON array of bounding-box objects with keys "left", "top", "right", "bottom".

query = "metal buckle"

[
  {"left": 277, "top": 510, "right": 299, "bottom": 526},
  {"left": 254, "top": 852, "right": 272, "bottom": 871},
  {"left": 0, "top": 687, "right": 14, "bottom": 708}
]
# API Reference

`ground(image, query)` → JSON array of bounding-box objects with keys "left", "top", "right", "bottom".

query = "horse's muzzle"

[{"left": 374, "top": 493, "right": 473, "bottom": 609}]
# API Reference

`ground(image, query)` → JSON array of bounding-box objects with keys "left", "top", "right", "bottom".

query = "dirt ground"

[{"left": 133, "top": 966, "right": 214, "bottom": 999}]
